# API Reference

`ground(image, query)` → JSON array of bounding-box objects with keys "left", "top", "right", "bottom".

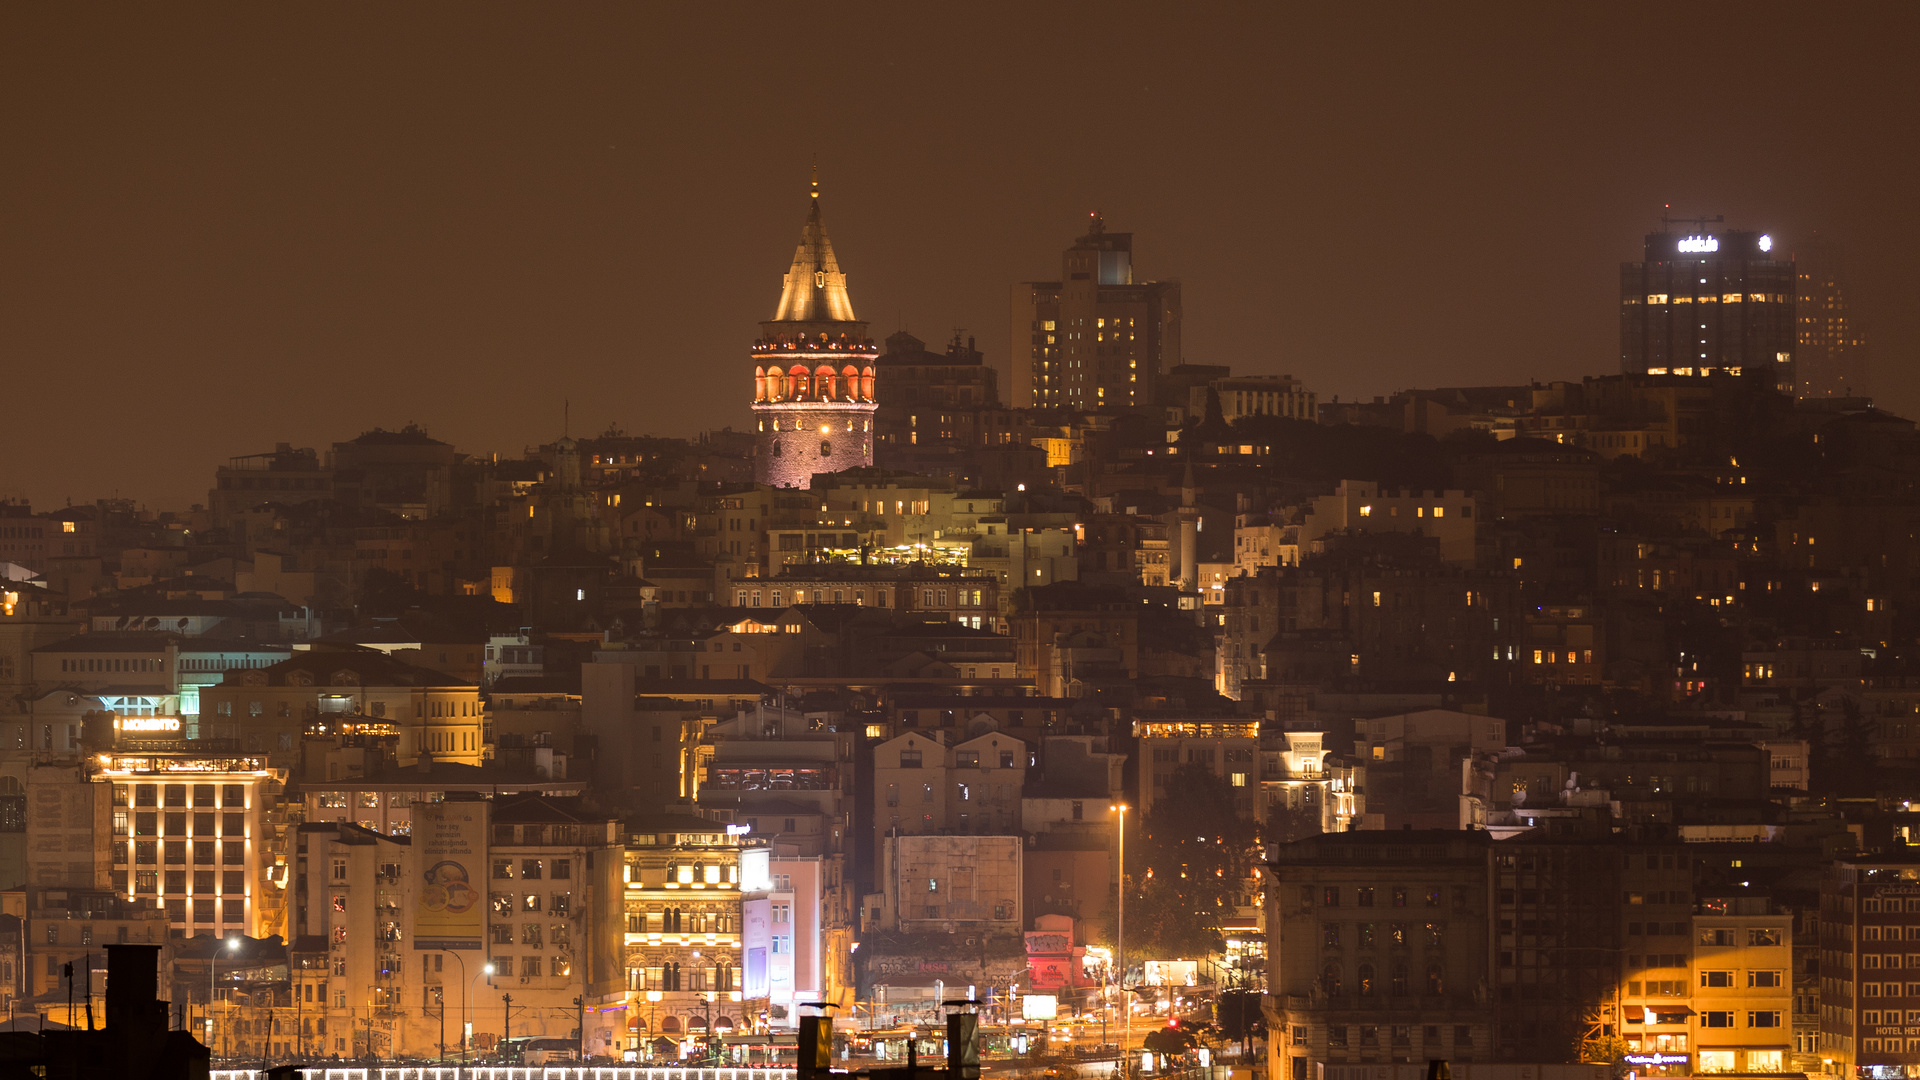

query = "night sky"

[{"left": 3, "top": 5, "right": 1914, "bottom": 509}]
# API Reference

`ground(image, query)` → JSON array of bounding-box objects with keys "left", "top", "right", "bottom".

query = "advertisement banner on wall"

[{"left": 414, "top": 800, "right": 486, "bottom": 950}]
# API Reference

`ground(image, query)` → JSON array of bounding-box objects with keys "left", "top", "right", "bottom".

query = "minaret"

[
  {"left": 751, "top": 174, "right": 878, "bottom": 489},
  {"left": 1176, "top": 462, "right": 1199, "bottom": 593}
]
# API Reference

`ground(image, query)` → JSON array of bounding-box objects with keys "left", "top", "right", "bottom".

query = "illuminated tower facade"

[
  {"left": 1619, "top": 219, "right": 1797, "bottom": 392},
  {"left": 751, "top": 180, "right": 878, "bottom": 489}
]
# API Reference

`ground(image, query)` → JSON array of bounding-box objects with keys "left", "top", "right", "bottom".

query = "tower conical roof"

[{"left": 772, "top": 178, "right": 858, "bottom": 324}]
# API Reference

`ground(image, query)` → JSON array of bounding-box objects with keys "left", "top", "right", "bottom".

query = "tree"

[
  {"left": 1836, "top": 697, "right": 1881, "bottom": 797},
  {"left": 1786, "top": 699, "right": 1831, "bottom": 792},
  {"left": 1120, "top": 764, "right": 1262, "bottom": 959},
  {"left": 1216, "top": 990, "right": 1266, "bottom": 1051},
  {"left": 1143, "top": 1025, "right": 1197, "bottom": 1056}
]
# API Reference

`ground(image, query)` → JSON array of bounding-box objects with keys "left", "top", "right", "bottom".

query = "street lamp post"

[
  {"left": 208, "top": 936, "right": 241, "bottom": 1057},
  {"left": 482, "top": 963, "right": 498, "bottom": 1060},
  {"left": 1110, "top": 804, "right": 1128, "bottom": 1077},
  {"left": 437, "top": 950, "right": 473, "bottom": 1064},
  {"left": 646, "top": 990, "right": 662, "bottom": 1060},
  {"left": 702, "top": 992, "right": 716, "bottom": 1064}
]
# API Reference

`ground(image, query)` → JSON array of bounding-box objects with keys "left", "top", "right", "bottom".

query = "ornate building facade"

[{"left": 751, "top": 181, "right": 877, "bottom": 490}]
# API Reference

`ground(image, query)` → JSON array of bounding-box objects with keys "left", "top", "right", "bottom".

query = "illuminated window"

[{"left": 1359, "top": 505, "right": 1372, "bottom": 517}]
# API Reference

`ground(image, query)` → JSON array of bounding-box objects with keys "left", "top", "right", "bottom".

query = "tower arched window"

[
  {"left": 820, "top": 441, "right": 832, "bottom": 457},
  {"left": 772, "top": 441, "right": 783, "bottom": 458}
]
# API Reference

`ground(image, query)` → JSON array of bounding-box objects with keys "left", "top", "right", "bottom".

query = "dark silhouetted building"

[
  {"left": 1794, "top": 234, "right": 1873, "bottom": 399},
  {"left": 1619, "top": 221, "right": 1796, "bottom": 393},
  {"left": 1010, "top": 214, "right": 1181, "bottom": 410},
  {"left": 871, "top": 330, "right": 1012, "bottom": 454}
]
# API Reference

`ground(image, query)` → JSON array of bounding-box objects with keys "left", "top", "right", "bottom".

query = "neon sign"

[
  {"left": 1677, "top": 236, "right": 1719, "bottom": 253},
  {"left": 1624, "top": 1054, "right": 1689, "bottom": 1066},
  {"left": 115, "top": 716, "right": 181, "bottom": 733}
]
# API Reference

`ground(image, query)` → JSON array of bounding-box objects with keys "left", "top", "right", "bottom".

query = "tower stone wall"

[{"left": 753, "top": 399, "right": 877, "bottom": 489}]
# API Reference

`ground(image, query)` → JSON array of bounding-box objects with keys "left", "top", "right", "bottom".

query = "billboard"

[
  {"left": 1021, "top": 995, "right": 1058, "bottom": 1021},
  {"left": 414, "top": 800, "right": 485, "bottom": 950}
]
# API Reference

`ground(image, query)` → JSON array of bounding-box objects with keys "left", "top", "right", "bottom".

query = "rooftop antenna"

[
  {"left": 1660, "top": 208, "right": 1724, "bottom": 233},
  {"left": 564, "top": 399, "right": 570, "bottom": 437}
]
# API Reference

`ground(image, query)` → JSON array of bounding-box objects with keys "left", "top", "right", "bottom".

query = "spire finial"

[{"left": 811, "top": 157, "right": 819, "bottom": 201}]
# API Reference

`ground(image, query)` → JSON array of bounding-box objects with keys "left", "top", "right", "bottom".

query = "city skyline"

[{"left": 1, "top": 5, "right": 1915, "bottom": 508}]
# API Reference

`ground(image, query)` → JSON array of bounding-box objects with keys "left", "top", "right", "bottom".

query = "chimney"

[{"left": 105, "top": 943, "right": 161, "bottom": 1033}]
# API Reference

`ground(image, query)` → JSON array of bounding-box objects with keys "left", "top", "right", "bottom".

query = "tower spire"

[{"left": 772, "top": 166, "right": 857, "bottom": 323}]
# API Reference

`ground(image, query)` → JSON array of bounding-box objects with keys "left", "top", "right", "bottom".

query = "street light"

[
  {"left": 1110, "top": 804, "right": 1129, "bottom": 1078},
  {"left": 209, "top": 936, "right": 241, "bottom": 1056},
  {"left": 436, "top": 950, "right": 474, "bottom": 1064},
  {"left": 645, "top": 990, "right": 663, "bottom": 1061}
]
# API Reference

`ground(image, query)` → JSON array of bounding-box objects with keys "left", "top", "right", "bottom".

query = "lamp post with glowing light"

[
  {"left": 208, "top": 936, "right": 241, "bottom": 1056},
  {"left": 645, "top": 990, "right": 663, "bottom": 1060},
  {"left": 482, "top": 963, "right": 501, "bottom": 1059},
  {"left": 434, "top": 949, "right": 475, "bottom": 1064},
  {"left": 1110, "top": 803, "right": 1128, "bottom": 1077}
]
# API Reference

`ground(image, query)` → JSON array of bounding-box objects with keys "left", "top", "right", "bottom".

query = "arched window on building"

[{"left": 1320, "top": 961, "right": 1341, "bottom": 996}]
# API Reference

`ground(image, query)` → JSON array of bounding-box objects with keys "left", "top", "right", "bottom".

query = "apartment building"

[{"left": 622, "top": 815, "right": 756, "bottom": 1052}]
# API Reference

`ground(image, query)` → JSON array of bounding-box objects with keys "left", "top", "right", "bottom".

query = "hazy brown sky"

[{"left": 3, "top": 4, "right": 1915, "bottom": 509}]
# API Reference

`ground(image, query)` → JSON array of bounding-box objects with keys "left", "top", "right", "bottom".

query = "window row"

[
  {"left": 487, "top": 892, "right": 571, "bottom": 916},
  {"left": 115, "top": 811, "right": 246, "bottom": 837},
  {"left": 1855, "top": 953, "right": 1920, "bottom": 969},
  {"left": 120, "top": 840, "right": 245, "bottom": 865},
  {"left": 621, "top": 863, "right": 737, "bottom": 885},
  {"left": 490, "top": 858, "right": 573, "bottom": 880},
  {"left": 60, "top": 658, "right": 163, "bottom": 673},
  {"left": 1859, "top": 982, "right": 1920, "bottom": 998},
  {"left": 1316, "top": 886, "right": 1463, "bottom": 909},
  {"left": 484, "top": 955, "right": 573, "bottom": 978},
  {"left": 43, "top": 924, "right": 140, "bottom": 946},
  {"left": 624, "top": 960, "right": 736, "bottom": 992},
  {"left": 1321, "top": 922, "right": 1446, "bottom": 948},
  {"left": 163, "top": 898, "right": 244, "bottom": 925},
  {"left": 317, "top": 792, "right": 413, "bottom": 809},
  {"left": 488, "top": 922, "right": 572, "bottom": 947},
  {"left": 122, "top": 869, "right": 246, "bottom": 894},
  {"left": 117, "top": 784, "right": 247, "bottom": 808},
  {"left": 1317, "top": 961, "right": 1448, "bottom": 997},
  {"left": 1326, "top": 1024, "right": 1471, "bottom": 1049},
  {"left": 1697, "top": 1010, "right": 1781, "bottom": 1028},
  {"left": 626, "top": 908, "right": 734, "bottom": 933},
  {"left": 736, "top": 589, "right": 887, "bottom": 608}
]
